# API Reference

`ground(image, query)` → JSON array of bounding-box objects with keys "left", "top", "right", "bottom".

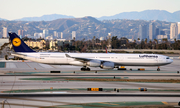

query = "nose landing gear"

[{"left": 81, "top": 66, "right": 91, "bottom": 71}]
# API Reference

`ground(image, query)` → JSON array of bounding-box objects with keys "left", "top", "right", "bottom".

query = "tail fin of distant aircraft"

[
  {"left": 105, "top": 47, "right": 108, "bottom": 53},
  {"left": 8, "top": 32, "right": 35, "bottom": 52}
]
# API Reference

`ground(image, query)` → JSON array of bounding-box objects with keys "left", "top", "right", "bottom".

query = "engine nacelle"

[
  {"left": 100, "top": 62, "right": 114, "bottom": 69},
  {"left": 87, "top": 60, "right": 101, "bottom": 67}
]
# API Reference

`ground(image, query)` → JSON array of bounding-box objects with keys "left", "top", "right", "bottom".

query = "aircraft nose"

[{"left": 169, "top": 59, "right": 173, "bottom": 63}]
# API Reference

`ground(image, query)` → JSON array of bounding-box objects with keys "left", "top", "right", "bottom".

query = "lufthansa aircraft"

[{"left": 9, "top": 32, "right": 173, "bottom": 71}]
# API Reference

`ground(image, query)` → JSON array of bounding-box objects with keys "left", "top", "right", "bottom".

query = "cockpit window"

[{"left": 166, "top": 57, "right": 169, "bottom": 59}]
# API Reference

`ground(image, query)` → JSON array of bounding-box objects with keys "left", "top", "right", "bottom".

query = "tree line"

[{"left": 21, "top": 36, "right": 180, "bottom": 52}]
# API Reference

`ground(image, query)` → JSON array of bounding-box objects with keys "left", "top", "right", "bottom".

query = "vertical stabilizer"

[{"left": 9, "top": 32, "right": 35, "bottom": 52}]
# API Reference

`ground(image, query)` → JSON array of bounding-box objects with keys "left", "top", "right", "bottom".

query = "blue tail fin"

[{"left": 9, "top": 32, "right": 35, "bottom": 52}]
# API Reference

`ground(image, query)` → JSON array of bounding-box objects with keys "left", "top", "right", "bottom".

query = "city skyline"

[
  {"left": 0, "top": 0, "right": 180, "bottom": 20},
  {"left": 1, "top": 16, "right": 180, "bottom": 40}
]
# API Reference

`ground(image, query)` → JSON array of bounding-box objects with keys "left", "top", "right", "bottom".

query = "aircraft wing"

[
  {"left": 65, "top": 54, "right": 91, "bottom": 61},
  {"left": 65, "top": 54, "right": 109, "bottom": 63}
]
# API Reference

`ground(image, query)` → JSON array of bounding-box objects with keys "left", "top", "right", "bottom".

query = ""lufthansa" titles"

[{"left": 139, "top": 55, "right": 158, "bottom": 58}]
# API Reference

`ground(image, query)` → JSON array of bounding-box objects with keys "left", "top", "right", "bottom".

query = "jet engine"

[
  {"left": 87, "top": 60, "right": 101, "bottom": 67},
  {"left": 100, "top": 62, "right": 114, "bottom": 69}
]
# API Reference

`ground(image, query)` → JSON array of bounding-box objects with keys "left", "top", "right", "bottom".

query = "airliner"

[{"left": 9, "top": 32, "right": 173, "bottom": 71}]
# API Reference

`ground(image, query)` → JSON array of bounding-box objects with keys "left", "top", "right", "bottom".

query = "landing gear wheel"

[
  {"left": 81, "top": 68, "right": 85, "bottom": 71},
  {"left": 87, "top": 67, "right": 90, "bottom": 71},
  {"left": 81, "top": 67, "right": 91, "bottom": 71},
  {"left": 157, "top": 68, "right": 160, "bottom": 71}
]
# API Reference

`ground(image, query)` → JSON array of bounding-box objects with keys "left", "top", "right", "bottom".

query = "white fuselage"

[{"left": 12, "top": 53, "right": 173, "bottom": 67}]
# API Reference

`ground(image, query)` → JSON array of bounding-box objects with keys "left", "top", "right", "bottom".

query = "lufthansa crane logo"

[{"left": 12, "top": 38, "right": 21, "bottom": 47}]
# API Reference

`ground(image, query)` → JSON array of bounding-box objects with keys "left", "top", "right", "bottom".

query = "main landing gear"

[
  {"left": 81, "top": 66, "right": 91, "bottom": 71},
  {"left": 157, "top": 66, "right": 160, "bottom": 71}
]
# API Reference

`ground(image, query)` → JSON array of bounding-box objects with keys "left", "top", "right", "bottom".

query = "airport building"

[
  {"left": 49, "top": 39, "right": 73, "bottom": 50},
  {"left": 24, "top": 40, "right": 46, "bottom": 49},
  {"left": 170, "top": 23, "right": 178, "bottom": 39},
  {"left": 0, "top": 38, "right": 9, "bottom": 47},
  {"left": 49, "top": 40, "right": 57, "bottom": 50}
]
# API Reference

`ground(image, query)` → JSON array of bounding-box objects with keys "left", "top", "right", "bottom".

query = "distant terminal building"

[
  {"left": 24, "top": 40, "right": 46, "bottom": 49},
  {"left": 72, "top": 31, "right": 76, "bottom": 40},
  {"left": 138, "top": 24, "right": 148, "bottom": 40},
  {"left": 149, "top": 23, "right": 156, "bottom": 40},
  {"left": 43, "top": 29, "right": 49, "bottom": 37},
  {"left": 18, "top": 30, "right": 24, "bottom": 37},
  {"left": 170, "top": 23, "right": 178, "bottom": 39},
  {"left": 0, "top": 39, "right": 9, "bottom": 47},
  {"left": 3, "top": 27, "right": 7, "bottom": 38},
  {"left": 49, "top": 39, "right": 72, "bottom": 50}
]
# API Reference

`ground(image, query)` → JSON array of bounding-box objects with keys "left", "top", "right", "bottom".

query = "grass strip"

[
  {"left": 0, "top": 62, "right": 5, "bottom": 68},
  {"left": 20, "top": 77, "right": 180, "bottom": 83},
  {"left": 3, "top": 88, "right": 180, "bottom": 93},
  {"left": 65, "top": 78, "right": 180, "bottom": 83},
  {"left": 49, "top": 101, "right": 172, "bottom": 108}
]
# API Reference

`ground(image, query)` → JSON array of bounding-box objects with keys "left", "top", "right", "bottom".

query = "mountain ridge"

[
  {"left": 14, "top": 14, "right": 75, "bottom": 21},
  {"left": 1, "top": 10, "right": 180, "bottom": 22},
  {"left": 98, "top": 10, "right": 180, "bottom": 22},
  {"left": 0, "top": 18, "right": 7, "bottom": 21}
]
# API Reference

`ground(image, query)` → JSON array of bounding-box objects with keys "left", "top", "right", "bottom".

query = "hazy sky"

[{"left": 0, "top": 0, "right": 180, "bottom": 20}]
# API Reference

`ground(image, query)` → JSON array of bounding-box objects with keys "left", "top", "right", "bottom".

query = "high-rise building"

[
  {"left": 160, "top": 31, "right": 165, "bottom": 35},
  {"left": 43, "top": 29, "right": 49, "bottom": 37},
  {"left": 170, "top": 23, "right": 178, "bottom": 39},
  {"left": 155, "top": 28, "right": 159, "bottom": 36},
  {"left": 178, "top": 22, "right": 180, "bottom": 39},
  {"left": 138, "top": 24, "right": 148, "bottom": 40},
  {"left": 61, "top": 32, "right": 63, "bottom": 39},
  {"left": 54, "top": 31, "right": 58, "bottom": 38},
  {"left": 18, "top": 30, "right": 24, "bottom": 37},
  {"left": 3, "top": 27, "right": 7, "bottom": 38},
  {"left": 149, "top": 23, "right": 156, "bottom": 40},
  {"left": 72, "top": 31, "right": 76, "bottom": 39},
  {"left": 107, "top": 33, "right": 111, "bottom": 49}
]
